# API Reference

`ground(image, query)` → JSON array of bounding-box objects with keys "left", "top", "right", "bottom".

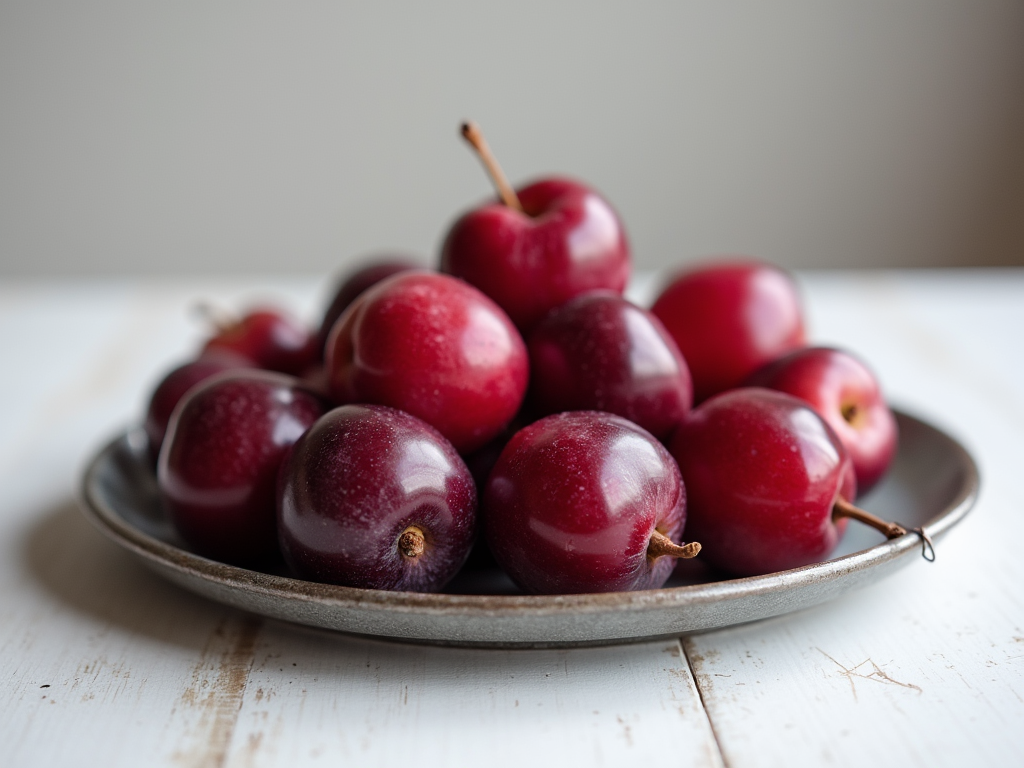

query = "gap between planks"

[
  {"left": 171, "top": 620, "right": 727, "bottom": 768},
  {"left": 681, "top": 636, "right": 731, "bottom": 768}
]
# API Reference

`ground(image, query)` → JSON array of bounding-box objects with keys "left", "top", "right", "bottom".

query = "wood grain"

[
  {"left": 683, "top": 271, "right": 1024, "bottom": 767},
  {"left": 2, "top": 273, "right": 1023, "bottom": 767},
  {"left": 225, "top": 630, "right": 720, "bottom": 768}
]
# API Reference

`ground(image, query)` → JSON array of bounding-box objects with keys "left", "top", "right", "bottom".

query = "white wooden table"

[{"left": 1, "top": 270, "right": 1022, "bottom": 767}]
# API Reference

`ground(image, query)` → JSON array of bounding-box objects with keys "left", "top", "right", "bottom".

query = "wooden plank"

[
  {"left": 5, "top": 272, "right": 1024, "bottom": 767},
  {"left": 5, "top": 501, "right": 722, "bottom": 768},
  {"left": 0, "top": 279, "right": 724, "bottom": 768},
  {"left": 224, "top": 628, "right": 722, "bottom": 768},
  {"left": 0, "top": 281, "right": 272, "bottom": 768},
  {"left": 684, "top": 271, "right": 1024, "bottom": 767},
  {"left": 684, "top": 574, "right": 1024, "bottom": 767}
]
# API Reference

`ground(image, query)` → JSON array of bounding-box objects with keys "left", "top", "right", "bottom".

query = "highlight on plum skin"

[
  {"left": 526, "top": 292, "right": 693, "bottom": 442},
  {"left": 324, "top": 270, "right": 529, "bottom": 454},
  {"left": 277, "top": 404, "right": 477, "bottom": 593},
  {"left": 669, "top": 387, "right": 858, "bottom": 578},
  {"left": 745, "top": 346, "right": 898, "bottom": 497},
  {"left": 484, "top": 410, "right": 698, "bottom": 595},
  {"left": 157, "top": 370, "right": 328, "bottom": 567}
]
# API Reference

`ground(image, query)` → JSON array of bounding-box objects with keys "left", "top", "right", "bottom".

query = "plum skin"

[
  {"left": 143, "top": 351, "right": 251, "bottom": 462},
  {"left": 651, "top": 260, "right": 806, "bottom": 403},
  {"left": 484, "top": 411, "right": 687, "bottom": 594},
  {"left": 158, "top": 370, "right": 327, "bottom": 566},
  {"left": 440, "top": 177, "right": 631, "bottom": 333},
  {"left": 277, "top": 404, "right": 477, "bottom": 592},
  {"left": 325, "top": 270, "right": 529, "bottom": 454},
  {"left": 316, "top": 258, "right": 419, "bottom": 356},
  {"left": 670, "top": 388, "right": 856, "bottom": 577},
  {"left": 526, "top": 293, "right": 693, "bottom": 441},
  {"left": 203, "top": 308, "right": 318, "bottom": 376},
  {"left": 745, "top": 346, "right": 898, "bottom": 496}
]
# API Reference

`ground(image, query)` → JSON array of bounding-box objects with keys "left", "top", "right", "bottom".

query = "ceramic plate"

[{"left": 80, "top": 410, "right": 977, "bottom": 647}]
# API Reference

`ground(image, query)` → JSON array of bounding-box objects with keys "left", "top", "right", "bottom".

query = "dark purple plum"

[
  {"left": 277, "top": 404, "right": 477, "bottom": 592},
  {"left": 202, "top": 307, "right": 319, "bottom": 376},
  {"left": 484, "top": 411, "right": 698, "bottom": 594},
  {"left": 143, "top": 351, "right": 252, "bottom": 461},
  {"left": 158, "top": 370, "right": 326, "bottom": 565},
  {"left": 316, "top": 257, "right": 419, "bottom": 356},
  {"left": 527, "top": 293, "right": 692, "bottom": 440}
]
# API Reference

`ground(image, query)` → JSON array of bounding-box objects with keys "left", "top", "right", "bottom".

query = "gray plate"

[{"left": 79, "top": 410, "right": 977, "bottom": 648}]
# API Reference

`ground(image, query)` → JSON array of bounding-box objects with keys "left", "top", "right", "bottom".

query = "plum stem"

[
  {"left": 192, "top": 301, "right": 237, "bottom": 333},
  {"left": 398, "top": 526, "right": 426, "bottom": 558},
  {"left": 647, "top": 530, "right": 701, "bottom": 561},
  {"left": 832, "top": 497, "right": 907, "bottom": 539},
  {"left": 460, "top": 121, "right": 524, "bottom": 213}
]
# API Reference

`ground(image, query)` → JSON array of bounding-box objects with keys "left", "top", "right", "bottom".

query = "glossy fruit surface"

[
  {"left": 651, "top": 260, "right": 806, "bottom": 403},
  {"left": 527, "top": 293, "right": 692, "bottom": 440},
  {"left": 746, "top": 346, "right": 897, "bottom": 496},
  {"left": 484, "top": 411, "right": 687, "bottom": 594},
  {"left": 316, "top": 258, "right": 419, "bottom": 355},
  {"left": 440, "top": 177, "right": 630, "bottom": 333},
  {"left": 143, "top": 351, "right": 251, "bottom": 460},
  {"left": 325, "top": 270, "right": 529, "bottom": 454},
  {"left": 158, "top": 371, "right": 326, "bottom": 565},
  {"left": 278, "top": 404, "right": 477, "bottom": 591},
  {"left": 203, "top": 307, "right": 318, "bottom": 376},
  {"left": 669, "top": 388, "right": 855, "bottom": 577}
]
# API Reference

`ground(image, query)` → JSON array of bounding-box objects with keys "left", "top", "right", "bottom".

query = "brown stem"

[
  {"left": 398, "top": 526, "right": 426, "bottom": 558},
  {"left": 192, "top": 301, "right": 236, "bottom": 333},
  {"left": 647, "top": 530, "right": 701, "bottom": 561},
  {"left": 833, "top": 497, "right": 906, "bottom": 539},
  {"left": 460, "top": 121, "right": 524, "bottom": 213}
]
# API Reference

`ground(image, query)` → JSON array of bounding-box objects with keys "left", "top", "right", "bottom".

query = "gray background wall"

[{"left": 2, "top": 0, "right": 1022, "bottom": 277}]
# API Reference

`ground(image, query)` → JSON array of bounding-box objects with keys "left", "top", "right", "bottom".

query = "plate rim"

[{"left": 78, "top": 408, "right": 980, "bottom": 622}]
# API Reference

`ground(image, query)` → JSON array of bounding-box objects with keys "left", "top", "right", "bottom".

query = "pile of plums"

[{"left": 148, "top": 122, "right": 904, "bottom": 596}]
